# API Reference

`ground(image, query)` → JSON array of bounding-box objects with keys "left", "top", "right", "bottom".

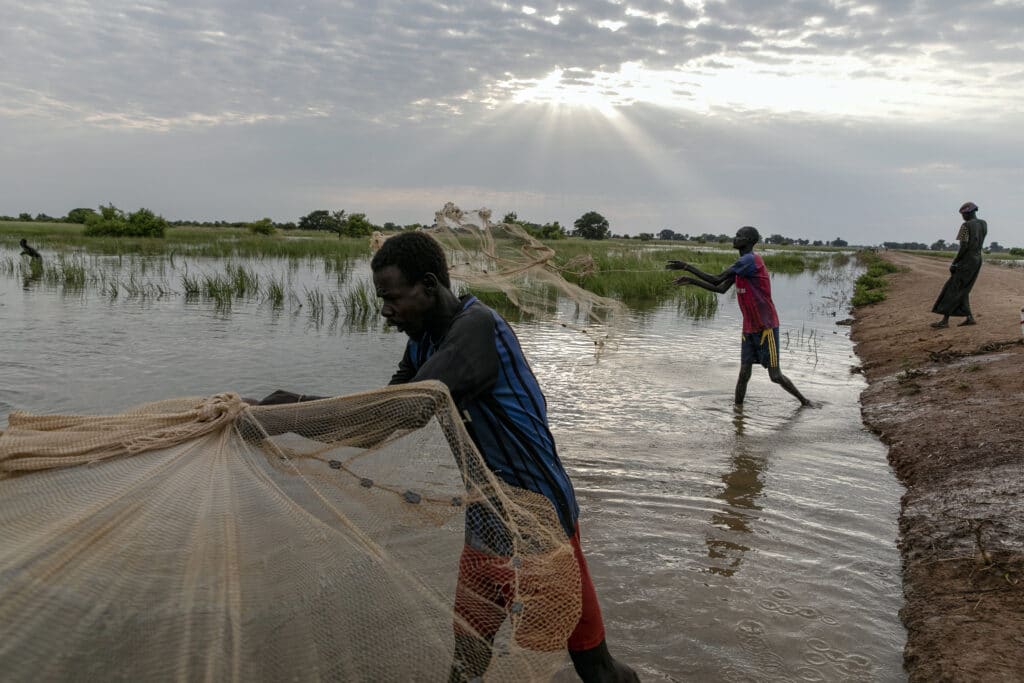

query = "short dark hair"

[
  {"left": 370, "top": 231, "right": 451, "bottom": 289},
  {"left": 737, "top": 226, "right": 760, "bottom": 244}
]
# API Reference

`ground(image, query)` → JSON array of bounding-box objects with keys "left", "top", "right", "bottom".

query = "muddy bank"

[{"left": 850, "top": 251, "right": 1024, "bottom": 682}]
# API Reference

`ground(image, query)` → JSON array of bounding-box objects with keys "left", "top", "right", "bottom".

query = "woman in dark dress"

[{"left": 931, "top": 202, "right": 987, "bottom": 328}]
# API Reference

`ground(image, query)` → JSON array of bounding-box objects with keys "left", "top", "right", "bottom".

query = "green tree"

[
  {"left": 540, "top": 221, "right": 565, "bottom": 240},
  {"left": 84, "top": 204, "right": 167, "bottom": 237},
  {"left": 930, "top": 239, "right": 947, "bottom": 251},
  {"left": 638, "top": 233, "right": 653, "bottom": 241},
  {"left": 658, "top": 229, "right": 676, "bottom": 241},
  {"left": 298, "top": 210, "right": 336, "bottom": 232},
  {"left": 249, "top": 218, "right": 276, "bottom": 236},
  {"left": 83, "top": 204, "right": 127, "bottom": 236},
  {"left": 830, "top": 237, "right": 848, "bottom": 247},
  {"left": 573, "top": 211, "right": 610, "bottom": 240},
  {"left": 66, "top": 208, "right": 97, "bottom": 224},
  {"left": 18, "top": 213, "right": 33, "bottom": 222},
  {"left": 520, "top": 220, "right": 565, "bottom": 240},
  {"left": 343, "top": 212, "right": 374, "bottom": 237},
  {"left": 126, "top": 208, "right": 168, "bottom": 237},
  {"left": 502, "top": 211, "right": 519, "bottom": 224},
  {"left": 329, "top": 210, "right": 347, "bottom": 238}
]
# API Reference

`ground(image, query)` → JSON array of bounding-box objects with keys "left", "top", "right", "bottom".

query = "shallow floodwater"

[{"left": 0, "top": 250, "right": 905, "bottom": 681}]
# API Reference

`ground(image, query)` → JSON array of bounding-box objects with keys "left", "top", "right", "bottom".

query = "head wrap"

[{"left": 956, "top": 202, "right": 977, "bottom": 240}]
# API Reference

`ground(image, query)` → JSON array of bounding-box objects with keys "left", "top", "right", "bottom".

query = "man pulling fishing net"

[
  {"left": 1, "top": 225, "right": 638, "bottom": 682},
  {"left": 255, "top": 232, "right": 640, "bottom": 681},
  {"left": 368, "top": 231, "right": 638, "bottom": 682}
]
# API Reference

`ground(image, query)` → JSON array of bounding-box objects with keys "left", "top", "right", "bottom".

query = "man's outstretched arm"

[
  {"left": 667, "top": 260, "right": 733, "bottom": 286},
  {"left": 671, "top": 270, "right": 735, "bottom": 294}
]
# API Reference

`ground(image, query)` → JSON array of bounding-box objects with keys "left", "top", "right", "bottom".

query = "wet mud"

[{"left": 850, "top": 251, "right": 1024, "bottom": 682}]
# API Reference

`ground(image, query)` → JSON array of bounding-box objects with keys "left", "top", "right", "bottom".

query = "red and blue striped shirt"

[{"left": 389, "top": 296, "right": 579, "bottom": 548}]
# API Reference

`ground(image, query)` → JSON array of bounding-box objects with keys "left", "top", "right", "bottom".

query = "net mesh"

[
  {"left": 0, "top": 382, "right": 581, "bottom": 681},
  {"left": 428, "top": 202, "right": 627, "bottom": 348}
]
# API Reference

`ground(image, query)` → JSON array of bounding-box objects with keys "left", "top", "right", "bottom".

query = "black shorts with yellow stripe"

[{"left": 741, "top": 327, "right": 780, "bottom": 369}]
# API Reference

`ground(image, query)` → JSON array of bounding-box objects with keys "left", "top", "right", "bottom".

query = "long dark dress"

[{"left": 932, "top": 218, "right": 987, "bottom": 317}]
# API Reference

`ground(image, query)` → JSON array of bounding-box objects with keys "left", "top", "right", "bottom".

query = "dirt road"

[{"left": 850, "top": 251, "right": 1024, "bottom": 682}]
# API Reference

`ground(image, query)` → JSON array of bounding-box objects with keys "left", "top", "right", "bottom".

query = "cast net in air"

[
  {"left": 425, "top": 202, "right": 627, "bottom": 348},
  {"left": 0, "top": 383, "right": 582, "bottom": 681}
]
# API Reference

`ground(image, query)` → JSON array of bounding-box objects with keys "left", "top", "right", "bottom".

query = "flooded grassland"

[{"left": 1, "top": 228, "right": 905, "bottom": 681}]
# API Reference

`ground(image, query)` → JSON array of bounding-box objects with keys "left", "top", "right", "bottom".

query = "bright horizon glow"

[{"left": 496, "top": 57, "right": 1020, "bottom": 121}]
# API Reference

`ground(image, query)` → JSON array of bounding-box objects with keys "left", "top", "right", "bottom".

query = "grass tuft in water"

[
  {"left": 181, "top": 270, "right": 201, "bottom": 297},
  {"left": 343, "top": 279, "right": 381, "bottom": 320},
  {"left": 852, "top": 250, "right": 902, "bottom": 306},
  {"left": 265, "top": 274, "right": 285, "bottom": 309},
  {"left": 305, "top": 287, "right": 325, "bottom": 321}
]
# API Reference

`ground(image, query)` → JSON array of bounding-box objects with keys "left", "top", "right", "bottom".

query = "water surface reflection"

[
  {"left": 704, "top": 409, "right": 768, "bottom": 578},
  {"left": 0, "top": 252, "right": 904, "bottom": 681}
]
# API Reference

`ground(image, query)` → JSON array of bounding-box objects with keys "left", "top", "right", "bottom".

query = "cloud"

[
  {"left": 0, "top": 1, "right": 1022, "bottom": 244},
  {"left": 1, "top": 0, "right": 1019, "bottom": 127}
]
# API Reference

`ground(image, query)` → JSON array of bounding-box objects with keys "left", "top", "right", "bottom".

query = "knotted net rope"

[
  {"left": 0, "top": 392, "right": 248, "bottom": 476},
  {"left": 0, "top": 381, "right": 581, "bottom": 681}
]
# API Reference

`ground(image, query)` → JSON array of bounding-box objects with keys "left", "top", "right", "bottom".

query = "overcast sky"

[{"left": 2, "top": 0, "right": 1022, "bottom": 244}]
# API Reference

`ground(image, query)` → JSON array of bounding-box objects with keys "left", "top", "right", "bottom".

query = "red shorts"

[{"left": 453, "top": 524, "right": 606, "bottom": 652}]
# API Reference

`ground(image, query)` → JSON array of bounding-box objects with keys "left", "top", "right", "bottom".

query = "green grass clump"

[
  {"left": 42, "top": 254, "right": 87, "bottom": 290},
  {"left": 343, "top": 279, "right": 381, "bottom": 320},
  {"left": 181, "top": 270, "right": 201, "bottom": 297},
  {"left": 226, "top": 263, "right": 260, "bottom": 298},
  {"left": 761, "top": 252, "right": 810, "bottom": 275},
  {"left": 265, "top": 275, "right": 286, "bottom": 309},
  {"left": 0, "top": 221, "right": 370, "bottom": 261},
  {"left": 305, "top": 287, "right": 325, "bottom": 321},
  {"left": 852, "top": 250, "right": 902, "bottom": 306},
  {"left": 554, "top": 242, "right": 732, "bottom": 307}
]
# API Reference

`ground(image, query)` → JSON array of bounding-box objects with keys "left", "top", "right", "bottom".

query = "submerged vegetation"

[{"left": 2, "top": 221, "right": 833, "bottom": 327}]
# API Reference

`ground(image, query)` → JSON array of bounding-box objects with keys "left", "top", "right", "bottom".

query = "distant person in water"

[
  {"left": 931, "top": 202, "right": 987, "bottom": 328},
  {"left": 667, "top": 226, "right": 812, "bottom": 407},
  {"left": 19, "top": 239, "right": 41, "bottom": 260}
]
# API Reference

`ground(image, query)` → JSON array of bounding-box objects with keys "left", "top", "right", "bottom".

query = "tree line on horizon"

[{"left": 2, "top": 206, "right": 1019, "bottom": 253}]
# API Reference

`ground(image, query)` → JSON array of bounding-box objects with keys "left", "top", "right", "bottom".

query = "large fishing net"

[
  {"left": 0, "top": 382, "right": 582, "bottom": 681},
  {"left": 426, "top": 202, "right": 627, "bottom": 349}
]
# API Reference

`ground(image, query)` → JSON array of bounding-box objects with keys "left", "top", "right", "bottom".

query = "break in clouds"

[{"left": 1, "top": 0, "right": 1023, "bottom": 241}]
